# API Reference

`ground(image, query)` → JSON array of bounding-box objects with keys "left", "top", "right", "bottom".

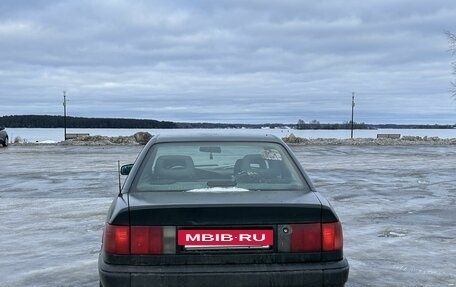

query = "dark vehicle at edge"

[
  {"left": 99, "top": 134, "right": 349, "bottom": 287},
  {"left": 0, "top": 127, "right": 8, "bottom": 147}
]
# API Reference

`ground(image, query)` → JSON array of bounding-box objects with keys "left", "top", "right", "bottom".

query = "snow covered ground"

[
  {"left": 0, "top": 144, "right": 455, "bottom": 286},
  {"left": 6, "top": 127, "right": 456, "bottom": 143}
]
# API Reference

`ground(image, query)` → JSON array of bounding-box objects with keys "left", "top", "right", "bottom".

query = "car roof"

[{"left": 152, "top": 133, "right": 282, "bottom": 143}]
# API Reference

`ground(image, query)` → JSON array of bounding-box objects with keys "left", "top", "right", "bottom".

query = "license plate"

[{"left": 178, "top": 229, "right": 273, "bottom": 248}]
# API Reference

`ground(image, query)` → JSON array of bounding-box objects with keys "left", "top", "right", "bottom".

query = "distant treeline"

[
  {"left": 0, "top": 115, "right": 282, "bottom": 129},
  {"left": 0, "top": 115, "right": 177, "bottom": 129},
  {"left": 0, "top": 115, "right": 454, "bottom": 129},
  {"left": 296, "top": 119, "right": 370, "bottom": 130},
  {"left": 295, "top": 119, "right": 454, "bottom": 130},
  {"left": 177, "top": 122, "right": 285, "bottom": 129}
]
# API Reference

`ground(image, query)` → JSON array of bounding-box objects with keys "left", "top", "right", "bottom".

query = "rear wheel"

[{"left": 2, "top": 137, "right": 7, "bottom": 147}]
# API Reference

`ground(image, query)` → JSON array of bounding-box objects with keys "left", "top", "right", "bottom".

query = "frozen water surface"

[
  {"left": 0, "top": 145, "right": 455, "bottom": 286},
  {"left": 0, "top": 145, "right": 143, "bottom": 287},
  {"left": 293, "top": 145, "right": 456, "bottom": 286}
]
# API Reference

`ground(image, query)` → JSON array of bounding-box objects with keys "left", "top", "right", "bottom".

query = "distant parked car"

[
  {"left": 99, "top": 134, "right": 349, "bottom": 287},
  {"left": 0, "top": 127, "right": 8, "bottom": 147}
]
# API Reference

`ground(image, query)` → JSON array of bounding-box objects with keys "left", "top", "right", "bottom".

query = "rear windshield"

[{"left": 131, "top": 141, "right": 309, "bottom": 192}]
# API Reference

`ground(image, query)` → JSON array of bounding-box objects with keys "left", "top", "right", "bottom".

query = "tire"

[{"left": 1, "top": 137, "right": 7, "bottom": 147}]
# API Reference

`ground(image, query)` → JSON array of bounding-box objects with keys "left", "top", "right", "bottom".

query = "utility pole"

[
  {"left": 351, "top": 92, "right": 355, "bottom": 139},
  {"left": 63, "top": 91, "right": 67, "bottom": 140}
]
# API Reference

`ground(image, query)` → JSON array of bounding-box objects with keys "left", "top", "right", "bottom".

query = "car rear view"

[
  {"left": 0, "top": 127, "right": 8, "bottom": 147},
  {"left": 99, "top": 134, "right": 349, "bottom": 287}
]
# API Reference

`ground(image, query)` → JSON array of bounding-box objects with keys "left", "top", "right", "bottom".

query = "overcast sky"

[{"left": 1, "top": 0, "right": 456, "bottom": 124}]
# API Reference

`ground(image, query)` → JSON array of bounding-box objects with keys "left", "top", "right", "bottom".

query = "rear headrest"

[
  {"left": 240, "top": 154, "right": 268, "bottom": 170},
  {"left": 154, "top": 155, "right": 195, "bottom": 180},
  {"left": 234, "top": 154, "right": 268, "bottom": 175}
]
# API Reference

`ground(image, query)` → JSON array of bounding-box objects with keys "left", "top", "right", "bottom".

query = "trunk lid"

[{"left": 127, "top": 190, "right": 326, "bottom": 226}]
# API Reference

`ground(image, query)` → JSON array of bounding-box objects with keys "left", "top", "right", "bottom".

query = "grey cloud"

[{"left": 1, "top": 0, "right": 456, "bottom": 124}]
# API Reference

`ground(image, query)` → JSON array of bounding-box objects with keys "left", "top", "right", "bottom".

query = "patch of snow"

[{"left": 186, "top": 187, "right": 250, "bottom": 193}]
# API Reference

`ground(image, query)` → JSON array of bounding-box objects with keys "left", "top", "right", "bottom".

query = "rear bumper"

[{"left": 99, "top": 255, "right": 349, "bottom": 287}]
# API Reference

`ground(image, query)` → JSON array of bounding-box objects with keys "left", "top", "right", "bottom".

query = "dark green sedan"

[{"left": 99, "top": 134, "right": 349, "bottom": 287}]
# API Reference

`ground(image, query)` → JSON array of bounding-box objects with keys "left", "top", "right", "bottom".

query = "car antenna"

[{"left": 117, "top": 160, "right": 122, "bottom": 196}]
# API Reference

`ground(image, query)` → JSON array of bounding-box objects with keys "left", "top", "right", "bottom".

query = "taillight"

[
  {"left": 131, "top": 226, "right": 163, "bottom": 254},
  {"left": 103, "top": 224, "right": 176, "bottom": 255},
  {"left": 103, "top": 224, "right": 130, "bottom": 255},
  {"left": 322, "top": 222, "right": 343, "bottom": 252},
  {"left": 290, "top": 223, "right": 321, "bottom": 252},
  {"left": 279, "top": 222, "right": 343, "bottom": 253}
]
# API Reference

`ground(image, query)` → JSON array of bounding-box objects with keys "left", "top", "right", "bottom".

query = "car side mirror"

[{"left": 120, "top": 164, "right": 133, "bottom": 175}]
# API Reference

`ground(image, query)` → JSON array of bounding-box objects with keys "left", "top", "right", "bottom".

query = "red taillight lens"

[
  {"left": 322, "top": 222, "right": 343, "bottom": 252},
  {"left": 284, "top": 222, "right": 343, "bottom": 253},
  {"left": 103, "top": 224, "right": 166, "bottom": 255},
  {"left": 290, "top": 223, "right": 321, "bottom": 252},
  {"left": 131, "top": 226, "right": 163, "bottom": 255},
  {"left": 103, "top": 224, "right": 130, "bottom": 255}
]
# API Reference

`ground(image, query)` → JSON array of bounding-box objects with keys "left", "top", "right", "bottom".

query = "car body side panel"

[{"left": 106, "top": 196, "right": 130, "bottom": 225}]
